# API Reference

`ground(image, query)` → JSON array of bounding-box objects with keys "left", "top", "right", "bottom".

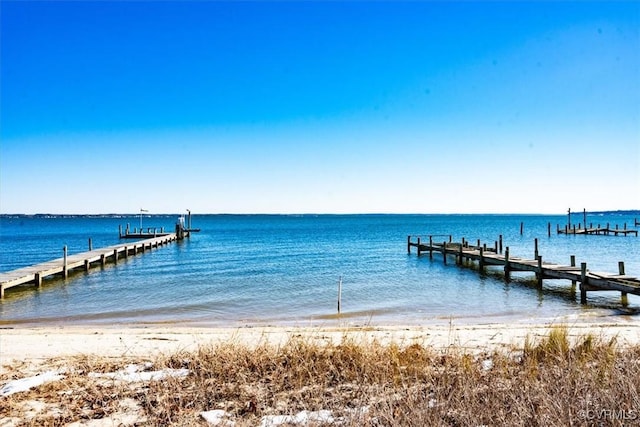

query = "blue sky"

[{"left": 1, "top": 1, "right": 638, "bottom": 214}]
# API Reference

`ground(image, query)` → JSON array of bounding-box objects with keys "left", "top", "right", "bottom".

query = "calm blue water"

[{"left": 1, "top": 214, "right": 639, "bottom": 327}]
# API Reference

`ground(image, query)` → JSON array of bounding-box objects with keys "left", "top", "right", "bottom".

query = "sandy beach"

[{"left": 2, "top": 320, "right": 639, "bottom": 373}]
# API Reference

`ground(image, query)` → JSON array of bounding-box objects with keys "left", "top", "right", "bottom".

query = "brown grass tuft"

[{"left": 2, "top": 330, "right": 639, "bottom": 426}]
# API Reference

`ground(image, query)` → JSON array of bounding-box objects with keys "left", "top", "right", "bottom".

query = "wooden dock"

[
  {"left": 407, "top": 235, "right": 640, "bottom": 304},
  {"left": 0, "top": 233, "right": 178, "bottom": 298},
  {"left": 557, "top": 224, "right": 638, "bottom": 236}
]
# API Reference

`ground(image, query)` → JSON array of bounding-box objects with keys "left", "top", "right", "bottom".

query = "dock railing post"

[
  {"left": 63, "top": 245, "right": 68, "bottom": 279},
  {"left": 580, "top": 262, "right": 588, "bottom": 304}
]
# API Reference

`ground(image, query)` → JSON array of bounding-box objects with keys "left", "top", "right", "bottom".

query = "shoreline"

[{"left": 2, "top": 320, "right": 639, "bottom": 373}]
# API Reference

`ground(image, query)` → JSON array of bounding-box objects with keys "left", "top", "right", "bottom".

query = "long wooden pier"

[
  {"left": 0, "top": 233, "right": 177, "bottom": 298},
  {"left": 407, "top": 235, "right": 640, "bottom": 305}
]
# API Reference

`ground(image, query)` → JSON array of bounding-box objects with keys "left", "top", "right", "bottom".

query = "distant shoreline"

[{"left": 1, "top": 210, "right": 639, "bottom": 218}]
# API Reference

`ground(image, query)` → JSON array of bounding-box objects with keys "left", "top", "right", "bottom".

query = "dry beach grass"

[{"left": 1, "top": 324, "right": 639, "bottom": 426}]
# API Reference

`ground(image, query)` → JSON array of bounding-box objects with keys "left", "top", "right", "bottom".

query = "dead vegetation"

[{"left": 1, "top": 326, "right": 639, "bottom": 426}]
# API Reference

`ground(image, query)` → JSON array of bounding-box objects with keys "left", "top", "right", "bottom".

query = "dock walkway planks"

[
  {"left": 0, "top": 233, "right": 177, "bottom": 298},
  {"left": 407, "top": 236, "right": 640, "bottom": 304}
]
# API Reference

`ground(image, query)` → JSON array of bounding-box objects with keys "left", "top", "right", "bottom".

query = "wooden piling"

[
  {"left": 63, "top": 246, "right": 68, "bottom": 279},
  {"left": 619, "top": 262, "right": 628, "bottom": 304},
  {"left": 337, "top": 276, "right": 342, "bottom": 314},
  {"left": 534, "top": 238, "right": 539, "bottom": 260},
  {"left": 570, "top": 255, "right": 576, "bottom": 289},
  {"left": 536, "top": 256, "right": 543, "bottom": 288},
  {"left": 520, "top": 222, "right": 523, "bottom": 235},
  {"left": 499, "top": 235, "right": 503, "bottom": 253},
  {"left": 417, "top": 237, "right": 422, "bottom": 257},
  {"left": 442, "top": 241, "right": 447, "bottom": 265},
  {"left": 429, "top": 236, "right": 433, "bottom": 258},
  {"left": 580, "top": 263, "right": 588, "bottom": 304},
  {"left": 547, "top": 222, "right": 551, "bottom": 237},
  {"left": 89, "top": 238, "right": 93, "bottom": 251},
  {"left": 84, "top": 259, "right": 90, "bottom": 272},
  {"left": 504, "top": 247, "right": 510, "bottom": 281},
  {"left": 35, "top": 272, "right": 42, "bottom": 287},
  {"left": 407, "top": 236, "right": 411, "bottom": 254},
  {"left": 479, "top": 247, "right": 484, "bottom": 272},
  {"left": 101, "top": 254, "right": 106, "bottom": 267},
  {"left": 113, "top": 249, "right": 118, "bottom": 263}
]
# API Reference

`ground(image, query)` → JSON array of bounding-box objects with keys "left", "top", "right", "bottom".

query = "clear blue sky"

[{"left": 1, "top": 1, "right": 638, "bottom": 214}]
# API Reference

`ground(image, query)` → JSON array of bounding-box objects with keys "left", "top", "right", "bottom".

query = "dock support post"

[
  {"left": 101, "top": 254, "right": 106, "bottom": 267},
  {"left": 337, "top": 276, "right": 342, "bottom": 314},
  {"left": 113, "top": 249, "right": 118, "bottom": 263},
  {"left": 124, "top": 246, "right": 129, "bottom": 258},
  {"left": 89, "top": 238, "right": 93, "bottom": 251},
  {"left": 417, "top": 237, "right": 421, "bottom": 257},
  {"left": 547, "top": 222, "right": 551, "bottom": 237},
  {"left": 119, "top": 225, "right": 122, "bottom": 238},
  {"left": 534, "top": 238, "right": 539, "bottom": 260},
  {"left": 580, "top": 263, "right": 588, "bottom": 304},
  {"left": 499, "top": 235, "right": 503, "bottom": 254},
  {"left": 84, "top": 259, "right": 90, "bottom": 272},
  {"left": 407, "top": 236, "right": 411, "bottom": 254},
  {"left": 442, "top": 241, "right": 447, "bottom": 265},
  {"left": 504, "top": 247, "right": 510, "bottom": 281},
  {"left": 583, "top": 208, "right": 587, "bottom": 230},
  {"left": 479, "top": 247, "right": 484, "bottom": 273},
  {"left": 429, "top": 236, "right": 433, "bottom": 259},
  {"left": 619, "top": 262, "right": 628, "bottom": 305},
  {"left": 35, "top": 272, "right": 42, "bottom": 288},
  {"left": 458, "top": 241, "right": 463, "bottom": 265},
  {"left": 536, "top": 256, "right": 543, "bottom": 288},
  {"left": 570, "top": 255, "right": 576, "bottom": 290},
  {"left": 520, "top": 222, "right": 523, "bottom": 235},
  {"left": 0, "top": 285, "right": 3, "bottom": 299},
  {"left": 63, "top": 246, "right": 68, "bottom": 279}
]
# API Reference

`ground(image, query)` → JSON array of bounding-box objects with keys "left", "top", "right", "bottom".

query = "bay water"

[{"left": 1, "top": 213, "right": 638, "bottom": 327}]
